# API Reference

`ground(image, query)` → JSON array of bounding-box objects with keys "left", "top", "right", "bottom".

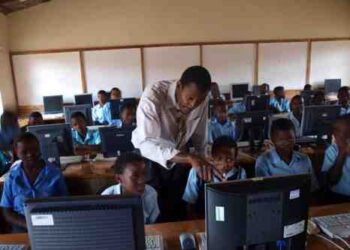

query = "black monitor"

[
  {"left": 24, "top": 195, "right": 145, "bottom": 250},
  {"left": 43, "top": 95, "right": 63, "bottom": 114},
  {"left": 28, "top": 124, "right": 74, "bottom": 166},
  {"left": 244, "top": 95, "right": 270, "bottom": 112},
  {"left": 300, "top": 90, "right": 314, "bottom": 106},
  {"left": 206, "top": 174, "right": 310, "bottom": 249},
  {"left": 99, "top": 126, "right": 136, "bottom": 157},
  {"left": 109, "top": 98, "right": 137, "bottom": 120},
  {"left": 252, "top": 85, "right": 260, "bottom": 96},
  {"left": 231, "top": 83, "right": 249, "bottom": 99},
  {"left": 64, "top": 104, "right": 93, "bottom": 125},
  {"left": 324, "top": 79, "right": 341, "bottom": 95},
  {"left": 74, "top": 94, "right": 93, "bottom": 106}
]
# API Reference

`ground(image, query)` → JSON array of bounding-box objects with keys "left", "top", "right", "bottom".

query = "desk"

[{"left": 0, "top": 203, "right": 349, "bottom": 249}]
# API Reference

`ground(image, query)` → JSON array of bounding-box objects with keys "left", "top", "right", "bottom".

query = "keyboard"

[
  {"left": 145, "top": 235, "right": 164, "bottom": 250},
  {"left": 295, "top": 136, "right": 317, "bottom": 145},
  {"left": 60, "top": 155, "right": 83, "bottom": 165},
  {"left": 313, "top": 213, "right": 350, "bottom": 238},
  {"left": 93, "top": 153, "right": 117, "bottom": 162},
  {"left": 42, "top": 113, "right": 64, "bottom": 119},
  {"left": 0, "top": 245, "right": 28, "bottom": 250}
]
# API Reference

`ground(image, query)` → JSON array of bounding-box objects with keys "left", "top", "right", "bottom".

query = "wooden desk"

[{"left": 0, "top": 203, "right": 349, "bottom": 249}]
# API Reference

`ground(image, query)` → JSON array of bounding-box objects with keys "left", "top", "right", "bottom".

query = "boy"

[
  {"left": 0, "top": 133, "right": 68, "bottom": 232},
  {"left": 110, "top": 87, "right": 122, "bottom": 100},
  {"left": 337, "top": 86, "right": 350, "bottom": 116},
  {"left": 312, "top": 91, "right": 325, "bottom": 106},
  {"left": 111, "top": 103, "right": 136, "bottom": 128},
  {"left": 209, "top": 100, "right": 237, "bottom": 144},
  {"left": 287, "top": 95, "right": 303, "bottom": 137},
  {"left": 260, "top": 83, "right": 270, "bottom": 95},
  {"left": 92, "top": 90, "right": 108, "bottom": 125},
  {"left": 71, "top": 112, "right": 101, "bottom": 154},
  {"left": 321, "top": 114, "right": 350, "bottom": 200},
  {"left": 270, "top": 86, "right": 290, "bottom": 113},
  {"left": 255, "top": 118, "right": 318, "bottom": 191},
  {"left": 183, "top": 136, "right": 246, "bottom": 217},
  {"left": 304, "top": 84, "right": 312, "bottom": 91},
  {"left": 0, "top": 111, "right": 20, "bottom": 151},
  {"left": 103, "top": 87, "right": 123, "bottom": 124},
  {"left": 101, "top": 152, "right": 159, "bottom": 224},
  {"left": 21, "top": 111, "right": 44, "bottom": 133}
]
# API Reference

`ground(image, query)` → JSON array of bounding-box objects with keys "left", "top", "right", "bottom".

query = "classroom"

[{"left": 0, "top": 0, "right": 350, "bottom": 249}]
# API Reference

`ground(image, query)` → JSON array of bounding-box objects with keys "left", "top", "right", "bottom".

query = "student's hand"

[{"left": 188, "top": 154, "right": 223, "bottom": 182}]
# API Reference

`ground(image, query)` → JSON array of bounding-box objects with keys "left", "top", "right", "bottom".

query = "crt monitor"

[
  {"left": 244, "top": 95, "right": 270, "bottom": 112},
  {"left": 43, "top": 95, "right": 63, "bottom": 114},
  {"left": 64, "top": 104, "right": 93, "bottom": 125},
  {"left": 109, "top": 98, "right": 137, "bottom": 120},
  {"left": 28, "top": 124, "right": 74, "bottom": 166},
  {"left": 206, "top": 174, "right": 310, "bottom": 250},
  {"left": 74, "top": 94, "right": 93, "bottom": 106},
  {"left": 300, "top": 90, "right": 314, "bottom": 106},
  {"left": 24, "top": 195, "right": 145, "bottom": 250},
  {"left": 231, "top": 83, "right": 249, "bottom": 99},
  {"left": 99, "top": 126, "right": 136, "bottom": 157},
  {"left": 252, "top": 85, "right": 260, "bottom": 96},
  {"left": 324, "top": 79, "right": 341, "bottom": 95}
]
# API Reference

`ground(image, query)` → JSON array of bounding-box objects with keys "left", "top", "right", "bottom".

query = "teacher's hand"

[{"left": 188, "top": 154, "right": 223, "bottom": 182}]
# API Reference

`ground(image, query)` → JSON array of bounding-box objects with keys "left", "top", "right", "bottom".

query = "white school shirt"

[{"left": 132, "top": 80, "right": 208, "bottom": 168}]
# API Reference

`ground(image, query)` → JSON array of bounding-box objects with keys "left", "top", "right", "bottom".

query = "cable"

[
  {"left": 334, "top": 235, "right": 350, "bottom": 249},
  {"left": 315, "top": 234, "right": 345, "bottom": 250}
]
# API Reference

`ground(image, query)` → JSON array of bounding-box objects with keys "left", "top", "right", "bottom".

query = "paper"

[
  {"left": 289, "top": 189, "right": 300, "bottom": 200},
  {"left": 284, "top": 220, "right": 305, "bottom": 238},
  {"left": 215, "top": 206, "right": 225, "bottom": 222},
  {"left": 31, "top": 214, "right": 54, "bottom": 226}
]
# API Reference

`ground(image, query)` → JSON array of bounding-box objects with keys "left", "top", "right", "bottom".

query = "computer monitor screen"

[
  {"left": 43, "top": 95, "right": 63, "bottom": 114},
  {"left": 301, "top": 105, "right": 341, "bottom": 137},
  {"left": 300, "top": 90, "right": 314, "bottom": 106},
  {"left": 64, "top": 104, "right": 93, "bottom": 125},
  {"left": 28, "top": 124, "right": 74, "bottom": 165},
  {"left": 324, "top": 79, "right": 341, "bottom": 95},
  {"left": 206, "top": 174, "right": 310, "bottom": 249},
  {"left": 236, "top": 111, "right": 271, "bottom": 141},
  {"left": 99, "top": 126, "right": 136, "bottom": 157},
  {"left": 74, "top": 94, "right": 93, "bottom": 106},
  {"left": 24, "top": 195, "right": 145, "bottom": 250},
  {"left": 245, "top": 95, "right": 270, "bottom": 112},
  {"left": 109, "top": 98, "right": 137, "bottom": 120},
  {"left": 231, "top": 83, "right": 249, "bottom": 99},
  {"left": 252, "top": 85, "right": 260, "bottom": 96}
]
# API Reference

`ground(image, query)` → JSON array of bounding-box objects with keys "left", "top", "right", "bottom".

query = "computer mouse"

[{"left": 179, "top": 233, "right": 197, "bottom": 250}]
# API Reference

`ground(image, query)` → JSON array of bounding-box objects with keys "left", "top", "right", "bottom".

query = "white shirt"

[
  {"left": 92, "top": 104, "right": 107, "bottom": 124},
  {"left": 132, "top": 80, "right": 208, "bottom": 168}
]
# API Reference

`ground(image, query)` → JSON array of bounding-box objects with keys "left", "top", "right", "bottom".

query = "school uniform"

[
  {"left": 92, "top": 104, "right": 108, "bottom": 125},
  {"left": 102, "top": 184, "right": 160, "bottom": 224},
  {"left": 0, "top": 126, "right": 20, "bottom": 151},
  {"left": 228, "top": 102, "right": 246, "bottom": 115},
  {"left": 321, "top": 144, "right": 350, "bottom": 196},
  {"left": 208, "top": 119, "right": 237, "bottom": 144},
  {"left": 339, "top": 105, "right": 350, "bottom": 116},
  {"left": 0, "top": 151, "right": 10, "bottom": 177},
  {"left": 255, "top": 148, "right": 318, "bottom": 191},
  {"left": 71, "top": 128, "right": 101, "bottom": 145},
  {"left": 269, "top": 97, "right": 290, "bottom": 113},
  {"left": 287, "top": 112, "right": 302, "bottom": 137}
]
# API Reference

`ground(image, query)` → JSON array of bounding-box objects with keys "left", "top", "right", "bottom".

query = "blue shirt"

[
  {"left": 0, "top": 161, "right": 68, "bottom": 215},
  {"left": 0, "top": 151, "right": 10, "bottom": 176},
  {"left": 208, "top": 119, "right": 237, "bottom": 144},
  {"left": 321, "top": 144, "right": 350, "bottom": 196},
  {"left": 340, "top": 106, "right": 350, "bottom": 116},
  {"left": 287, "top": 112, "right": 302, "bottom": 137},
  {"left": 71, "top": 128, "right": 101, "bottom": 145},
  {"left": 92, "top": 104, "right": 108, "bottom": 124},
  {"left": 101, "top": 184, "right": 159, "bottom": 224},
  {"left": 183, "top": 167, "right": 246, "bottom": 204},
  {"left": 0, "top": 126, "right": 20, "bottom": 151},
  {"left": 228, "top": 102, "right": 246, "bottom": 115},
  {"left": 255, "top": 148, "right": 318, "bottom": 191},
  {"left": 270, "top": 97, "right": 290, "bottom": 113}
]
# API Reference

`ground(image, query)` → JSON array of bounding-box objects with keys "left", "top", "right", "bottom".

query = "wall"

[
  {"left": 0, "top": 13, "right": 16, "bottom": 112},
  {"left": 7, "top": 0, "right": 350, "bottom": 52}
]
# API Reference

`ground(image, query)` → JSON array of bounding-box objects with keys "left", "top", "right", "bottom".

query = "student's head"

[
  {"left": 97, "top": 90, "right": 108, "bottom": 105},
  {"left": 210, "top": 82, "right": 221, "bottom": 100},
  {"left": 176, "top": 66, "right": 211, "bottom": 115},
  {"left": 332, "top": 114, "right": 350, "bottom": 149},
  {"left": 213, "top": 100, "right": 227, "bottom": 123},
  {"left": 0, "top": 110, "right": 19, "bottom": 129},
  {"left": 113, "top": 152, "right": 146, "bottom": 195},
  {"left": 273, "top": 86, "right": 285, "bottom": 99},
  {"left": 260, "top": 83, "right": 270, "bottom": 95},
  {"left": 212, "top": 136, "right": 238, "bottom": 175},
  {"left": 304, "top": 84, "right": 312, "bottom": 91},
  {"left": 270, "top": 118, "right": 296, "bottom": 156},
  {"left": 290, "top": 95, "right": 303, "bottom": 115},
  {"left": 120, "top": 103, "right": 135, "bottom": 126},
  {"left": 312, "top": 91, "right": 325, "bottom": 105},
  {"left": 28, "top": 112, "right": 44, "bottom": 126},
  {"left": 70, "top": 112, "right": 87, "bottom": 133},
  {"left": 338, "top": 86, "right": 350, "bottom": 107},
  {"left": 14, "top": 132, "right": 41, "bottom": 166},
  {"left": 110, "top": 87, "right": 122, "bottom": 100}
]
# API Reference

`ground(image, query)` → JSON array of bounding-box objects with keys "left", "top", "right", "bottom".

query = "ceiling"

[{"left": 0, "top": 0, "right": 50, "bottom": 15}]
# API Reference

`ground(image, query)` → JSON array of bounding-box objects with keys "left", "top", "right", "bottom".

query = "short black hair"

[
  {"left": 180, "top": 66, "right": 211, "bottom": 93},
  {"left": 120, "top": 103, "right": 136, "bottom": 113},
  {"left": 70, "top": 111, "right": 87, "bottom": 122},
  {"left": 111, "top": 87, "right": 121, "bottom": 93},
  {"left": 333, "top": 114, "right": 350, "bottom": 130},
  {"left": 14, "top": 132, "right": 39, "bottom": 147},
  {"left": 273, "top": 86, "right": 284, "bottom": 95},
  {"left": 270, "top": 118, "right": 295, "bottom": 136},
  {"left": 98, "top": 90, "right": 107, "bottom": 96},
  {"left": 338, "top": 86, "right": 349, "bottom": 94},
  {"left": 291, "top": 95, "right": 303, "bottom": 103},
  {"left": 304, "top": 84, "right": 312, "bottom": 91},
  {"left": 212, "top": 136, "right": 237, "bottom": 156},
  {"left": 213, "top": 99, "right": 226, "bottom": 110},
  {"left": 28, "top": 111, "right": 43, "bottom": 120},
  {"left": 113, "top": 152, "right": 144, "bottom": 175}
]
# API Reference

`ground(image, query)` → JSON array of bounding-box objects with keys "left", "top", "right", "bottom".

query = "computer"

[
  {"left": 300, "top": 90, "right": 314, "bottom": 106},
  {"left": 244, "top": 95, "right": 270, "bottom": 112},
  {"left": 324, "top": 79, "right": 341, "bottom": 95},
  {"left": 63, "top": 104, "right": 93, "bottom": 125},
  {"left": 205, "top": 174, "right": 310, "bottom": 249},
  {"left": 74, "top": 94, "right": 93, "bottom": 106},
  {"left": 109, "top": 98, "right": 137, "bottom": 120},
  {"left": 231, "top": 83, "right": 249, "bottom": 99},
  {"left": 99, "top": 126, "right": 136, "bottom": 157},
  {"left": 43, "top": 95, "right": 63, "bottom": 114},
  {"left": 28, "top": 124, "right": 74, "bottom": 166},
  {"left": 252, "top": 85, "right": 260, "bottom": 96},
  {"left": 24, "top": 195, "right": 146, "bottom": 250}
]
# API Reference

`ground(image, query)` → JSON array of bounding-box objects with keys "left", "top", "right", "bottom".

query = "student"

[
  {"left": 321, "top": 114, "right": 350, "bottom": 200},
  {"left": 0, "top": 111, "right": 20, "bottom": 151},
  {"left": 227, "top": 100, "right": 246, "bottom": 115},
  {"left": 92, "top": 90, "right": 108, "bottom": 125},
  {"left": 255, "top": 118, "right": 318, "bottom": 191},
  {"left": 287, "top": 95, "right": 303, "bottom": 137},
  {"left": 110, "top": 87, "right": 122, "bottom": 100},
  {"left": 260, "top": 83, "right": 270, "bottom": 95},
  {"left": 183, "top": 136, "right": 246, "bottom": 217},
  {"left": 101, "top": 152, "right": 159, "bottom": 224},
  {"left": 312, "top": 91, "right": 325, "bottom": 106},
  {"left": 21, "top": 111, "right": 44, "bottom": 133},
  {"left": 104, "top": 87, "right": 123, "bottom": 124},
  {"left": 337, "top": 86, "right": 350, "bottom": 116},
  {"left": 303, "top": 84, "right": 312, "bottom": 91},
  {"left": 269, "top": 86, "right": 290, "bottom": 113},
  {"left": 210, "top": 82, "right": 225, "bottom": 100},
  {"left": 0, "top": 132, "right": 68, "bottom": 232},
  {"left": 208, "top": 100, "right": 237, "bottom": 144},
  {"left": 111, "top": 103, "right": 136, "bottom": 128}
]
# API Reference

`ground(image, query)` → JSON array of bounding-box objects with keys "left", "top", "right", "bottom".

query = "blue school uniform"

[
  {"left": 340, "top": 105, "right": 350, "bottom": 116},
  {"left": 0, "top": 161, "right": 68, "bottom": 215},
  {"left": 92, "top": 104, "right": 108, "bottom": 125},
  {"left": 0, "top": 126, "right": 20, "bottom": 151},
  {"left": 255, "top": 148, "right": 318, "bottom": 191},
  {"left": 321, "top": 144, "right": 350, "bottom": 196},
  {"left": 228, "top": 102, "right": 246, "bottom": 115},
  {"left": 71, "top": 128, "right": 101, "bottom": 145},
  {"left": 208, "top": 119, "right": 237, "bottom": 144},
  {"left": 0, "top": 151, "right": 10, "bottom": 176},
  {"left": 270, "top": 97, "right": 290, "bottom": 113}
]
